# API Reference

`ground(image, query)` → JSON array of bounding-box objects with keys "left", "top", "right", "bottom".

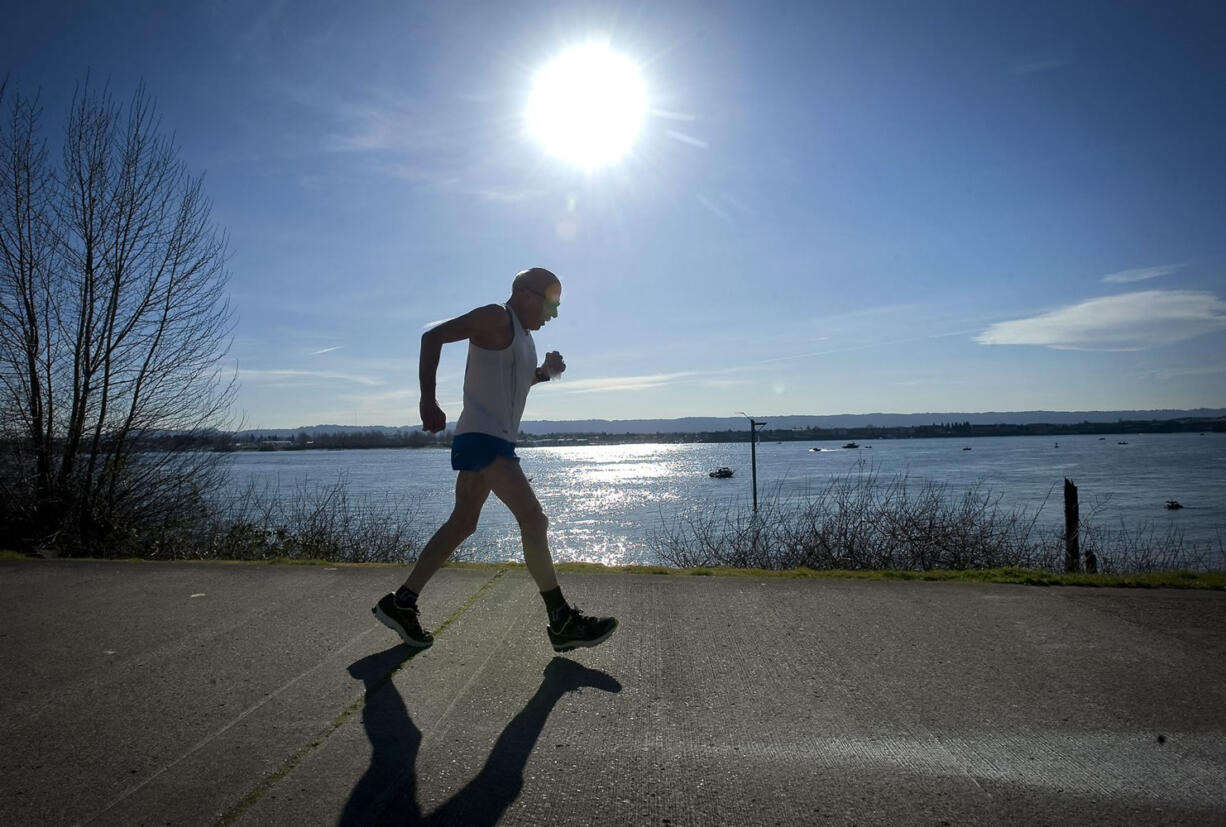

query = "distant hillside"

[
  {"left": 235, "top": 409, "right": 1226, "bottom": 438},
  {"left": 519, "top": 409, "right": 1226, "bottom": 435}
]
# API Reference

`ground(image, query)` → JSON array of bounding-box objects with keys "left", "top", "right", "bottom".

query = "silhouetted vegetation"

[
  {"left": 650, "top": 466, "right": 1222, "bottom": 574},
  {"left": 0, "top": 79, "right": 233, "bottom": 556},
  {"left": 187, "top": 478, "right": 426, "bottom": 563},
  {"left": 215, "top": 429, "right": 449, "bottom": 452}
]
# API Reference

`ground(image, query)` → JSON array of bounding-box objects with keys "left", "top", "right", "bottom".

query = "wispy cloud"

[
  {"left": 1102, "top": 264, "right": 1180, "bottom": 284},
  {"left": 553, "top": 371, "right": 708, "bottom": 394},
  {"left": 310, "top": 346, "right": 344, "bottom": 356},
  {"left": 697, "top": 378, "right": 750, "bottom": 389},
  {"left": 336, "top": 387, "right": 414, "bottom": 404},
  {"left": 470, "top": 185, "right": 547, "bottom": 203},
  {"left": 324, "top": 98, "right": 451, "bottom": 156},
  {"left": 976, "top": 290, "right": 1226, "bottom": 350},
  {"left": 377, "top": 161, "right": 546, "bottom": 203},
  {"left": 239, "top": 369, "right": 384, "bottom": 386},
  {"left": 1133, "top": 363, "right": 1226, "bottom": 380},
  {"left": 260, "top": 74, "right": 560, "bottom": 214},
  {"left": 719, "top": 192, "right": 755, "bottom": 218},
  {"left": 650, "top": 108, "right": 696, "bottom": 122},
  {"left": 665, "top": 130, "right": 709, "bottom": 149},
  {"left": 696, "top": 194, "right": 730, "bottom": 222}
]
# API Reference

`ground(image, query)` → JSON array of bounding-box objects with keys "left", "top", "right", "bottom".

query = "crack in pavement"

[
  {"left": 214, "top": 569, "right": 508, "bottom": 827},
  {"left": 73, "top": 569, "right": 505, "bottom": 827}
]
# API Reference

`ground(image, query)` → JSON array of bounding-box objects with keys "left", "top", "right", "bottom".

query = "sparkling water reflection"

[{"left": 222, "top": 433, "right": 1226, "bottom": 567}]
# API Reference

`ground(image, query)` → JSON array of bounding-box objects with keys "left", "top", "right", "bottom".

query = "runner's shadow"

[
  {"left": 338, "top": 645, "right": 424, "bottom": 826},
  {"left": 340, "top": 652, "right": 621, "bottom": 826}
]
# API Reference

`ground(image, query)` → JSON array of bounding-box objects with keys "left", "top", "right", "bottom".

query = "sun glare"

[{"left": 526, "top": 43, "right": 648, "bottom": 169}]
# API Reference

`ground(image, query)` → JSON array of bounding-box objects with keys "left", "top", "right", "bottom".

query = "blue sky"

[{"left": 6, "top": 0, "right": 1225, "bottom": 429}]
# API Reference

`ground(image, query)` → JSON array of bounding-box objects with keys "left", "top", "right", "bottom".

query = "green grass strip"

[
  {"left": 4, "top": 553, "right": 1222, "bottom": 589},
  {"left": 478, "top": 561, "right": 1225, "bottom": 589}
]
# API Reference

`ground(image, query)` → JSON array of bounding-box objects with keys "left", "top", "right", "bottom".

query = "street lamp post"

[{"left": 737, "top": 412, "right": 767, "bottom": 512}]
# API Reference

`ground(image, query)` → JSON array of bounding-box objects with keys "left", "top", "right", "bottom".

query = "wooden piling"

[{"left": 1064, "top": 478, "right": 1080, "bottom": 573}]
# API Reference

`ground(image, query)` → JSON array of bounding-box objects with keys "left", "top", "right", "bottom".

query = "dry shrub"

[{"left": 651, "top": 466, "right": 1220, "bottom": 573}]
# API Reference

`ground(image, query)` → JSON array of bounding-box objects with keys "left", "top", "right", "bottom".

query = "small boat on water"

[
  {"left": 1118, "top": 441, "right": 1129, "bottom": 445},
  {"left": 709, "top": 466, "right": 734, "bottom": 478},
  {"left": 1166, "top": 500, "right": 1184, "bottom": 510},
  {"left": 962, "top": 447, "right": 972, "bottom": 451},
  {"left": 842, "top": 442, "right": 860, "bottom": 449}
]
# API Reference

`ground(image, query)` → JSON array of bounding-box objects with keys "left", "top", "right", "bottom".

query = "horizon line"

[{"left": 235, "top": 407, "right": 1226, "bottom": 432}]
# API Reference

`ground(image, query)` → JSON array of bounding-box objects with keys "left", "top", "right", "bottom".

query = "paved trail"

[{"left": 2, "top": 560, "right": 1224, "bottom": 825}]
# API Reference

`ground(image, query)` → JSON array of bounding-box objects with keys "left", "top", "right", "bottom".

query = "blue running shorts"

[{"left": 450, "top": 432, "right": 520, "bottom": 471}]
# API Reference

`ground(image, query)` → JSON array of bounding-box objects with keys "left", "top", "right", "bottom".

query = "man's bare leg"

[
  {"left": 482, "top": 456, "right": 558, "bottom": 592},
  {"left": 402, "top": 470, "right": 491, "bottom": 594},
  {"left": 379, "top": 455, "right": 615, "bottom": 652},
  {"left": 374, "top": 471, "right": 492, "bottom": 648},
  {"left": 484, "top": 456, "right": 618, "bottom": 651}
]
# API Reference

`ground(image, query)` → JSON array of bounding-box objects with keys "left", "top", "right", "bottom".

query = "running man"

[{"left": 373, "top": 268, "right": 618, "bottom": 653}]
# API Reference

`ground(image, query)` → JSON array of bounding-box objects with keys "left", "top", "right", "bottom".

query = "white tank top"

[{"left": 455, "top": 305, "right": 537, "bottom": 441}]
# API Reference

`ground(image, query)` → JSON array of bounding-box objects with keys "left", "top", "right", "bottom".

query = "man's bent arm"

[
  {"left": 418, "top": 305, "right": 515, "bottom": 432},
  {"left": 419, "top": 305, "right": 510, "bottom": 397},
  {"left": 419, "top": 329, "right": 444, "bottom": 403}
]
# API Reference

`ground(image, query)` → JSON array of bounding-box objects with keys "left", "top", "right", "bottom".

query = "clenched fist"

[
  {"left": 543, "top": 350, "right": 566, "bottom": 379},
  {"left": 420, "top": 399, "right": 446, "bottom": 433}
]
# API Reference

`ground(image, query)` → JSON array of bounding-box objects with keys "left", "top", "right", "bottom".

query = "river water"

[{"left": 219, "top": 432, "right": 1226, "bottom": 568}]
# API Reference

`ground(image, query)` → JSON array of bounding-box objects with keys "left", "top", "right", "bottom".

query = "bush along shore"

[
  {"left": 647, "top": 468, "right": 1223, "bottom": 576},
  {"left": 4, "top": 468, "right": 1221, "bottom": 586}
]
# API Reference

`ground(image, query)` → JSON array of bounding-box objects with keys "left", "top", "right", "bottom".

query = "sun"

[{"left": 526, "top": 43, "right": 648, "bottom": 169}]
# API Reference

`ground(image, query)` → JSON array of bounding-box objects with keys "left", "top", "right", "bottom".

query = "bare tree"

[
  {"left": 0, "top": 79, "right": 234, "bottom": 555},
  {"left": 0, "top": 79, "right": 61, "bottom": 538}
]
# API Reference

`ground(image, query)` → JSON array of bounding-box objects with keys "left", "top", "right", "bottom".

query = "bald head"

[
  {"left": 508, "top": 267, "right": 561, "bottom": 331},
  {"left": 511, "top": 267, "right": 560, "bottom": 296}
]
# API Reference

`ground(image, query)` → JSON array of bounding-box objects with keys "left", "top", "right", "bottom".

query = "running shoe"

[
  {"left": 547, "top": 606, "right": 618, "bottom": 652},
  {"left": 373, "top": 593, "right": 434, "bottom": 649}
]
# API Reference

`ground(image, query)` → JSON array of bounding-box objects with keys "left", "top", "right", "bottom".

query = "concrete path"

[{"left": 2, "top": 559, "right": 1224, "bottom": 826}]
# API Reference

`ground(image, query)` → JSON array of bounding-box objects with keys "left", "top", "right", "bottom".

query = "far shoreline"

[{"left": 215, "top": 418, "right": 1224, "bottom": 452}]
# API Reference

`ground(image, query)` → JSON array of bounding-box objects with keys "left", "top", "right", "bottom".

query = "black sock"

[
  {"left": 541, "top": 586, "right": 568, "bottom": 624},
  {"left": 394, "top": 586, "right": 418, "bottom": 610}
]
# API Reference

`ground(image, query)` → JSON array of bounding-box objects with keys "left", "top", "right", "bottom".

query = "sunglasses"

[{"left": 526, "top": 287, "right": 561, "bottom": 310}]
